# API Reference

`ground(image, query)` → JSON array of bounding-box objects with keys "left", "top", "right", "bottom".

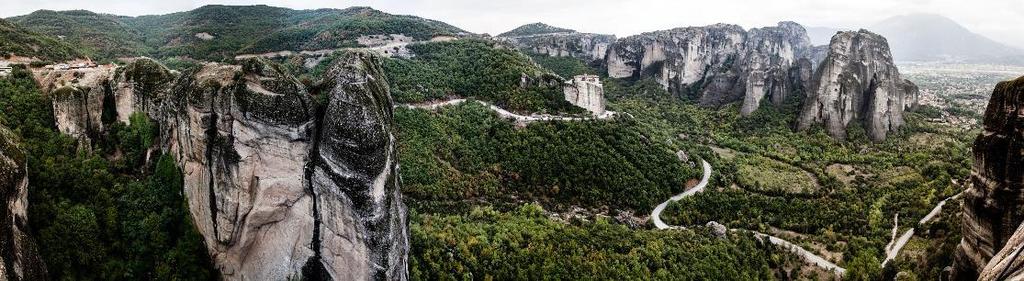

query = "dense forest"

[
  {"left": 0, "top": 18, "right": 80, "bottom": 61},
  {"left": 383, "top": 39, "right": 582, "bottom": 113},
  {"left": 0, "top": 66, "right": 215, "bottom": 280}
]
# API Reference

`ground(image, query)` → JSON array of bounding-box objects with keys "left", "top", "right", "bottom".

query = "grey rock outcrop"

[
  {"left": 497, "top": 23, "right": 615, "bottom": 63},
  {"left": 605, "top": 22, "right": 813, "bottom": 115},
  {"left": 797, "top": 30, "right": 919, "bottom": 142},
  {"left": 951, "top": 77, "right": 1024, "bottom": 280},
  {"left": 110, "top": 58, "right": 176, "bottom": 124},
  {"left": 46, "top": 53, "right": 409, "bottom": 280},
  {"left": 0, "top": 126, "right": 48, "bottom": 281},
  {"left": 38, "top": 68, "right": 114, "bottom": 142}
]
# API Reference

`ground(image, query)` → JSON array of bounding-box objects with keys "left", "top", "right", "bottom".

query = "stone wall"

[{"left": 563, "top": 74, "right": 605, "bottom": 116}]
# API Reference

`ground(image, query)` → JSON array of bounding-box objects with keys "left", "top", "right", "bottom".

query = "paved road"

[
  {"left": 650, "top": 159, "right": 846, "bottom": 277},
  {"left": 398, "top": 99, "right": 617, "bottom": 122},
  {"left": 650, "top": 160, "right": 711, "bottom": 229}
]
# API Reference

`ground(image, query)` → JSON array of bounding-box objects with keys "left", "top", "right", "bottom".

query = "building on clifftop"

[{"left": 563, "top": 74, "right": 605, "bottom": 116}]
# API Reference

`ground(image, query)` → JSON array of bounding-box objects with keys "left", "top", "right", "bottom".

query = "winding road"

[
  {"left": 649, "top": 159, "right": 847, "bottom": 277},
  {"left": 397, "top": 99, "right": 617, "bottom": 122},
  {"left": 882, "top": 192, "right": 963, "bottom": 268}
]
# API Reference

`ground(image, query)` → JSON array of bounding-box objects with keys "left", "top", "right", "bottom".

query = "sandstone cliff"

[
  {"left": 45, "top": 54, "right": 409, "bottom": 280},
  {"left": 797, "top": 30, "right": 919, "bottom": 142},
  {"left": 606, "top": 22, "right": 813, "bottom": 115},
  {"left": 37, "top": 67, "right": 114, "bottom": 142},
  {"left": 0, "top": 126, "right": 48, "bottom": 281},
  {"left": 951, "top": 76, "right": 1024, "bottom": 280}
]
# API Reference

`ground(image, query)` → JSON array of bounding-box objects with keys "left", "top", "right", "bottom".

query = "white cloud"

[{"left": 3, "top": 0, "right": 1023, "bottom": 48}]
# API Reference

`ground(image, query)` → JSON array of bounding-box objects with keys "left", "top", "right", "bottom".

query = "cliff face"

[
  {"left": 797, "top": 30, "right": 919, "bottom": 142},
  {"left": 606, "top": 22, "right": 813, "bottom": 115},
  {"left": 0, "top": 126, "right": 48, "bottom": 281},
  {"left": 47, "top": 54, "right": 409, "bottom": 280},
  {"left": 501, "top": 32, "right": 615, "bottom": 63},
  {"left": 497, "top": 23, "right": 615, "bottom": 63},
  {"left": 38, "top": 67, "right": 114, "bottom": 142},
  {"left": 952, "top": 77, "right": 1024, "bottom": 280}
]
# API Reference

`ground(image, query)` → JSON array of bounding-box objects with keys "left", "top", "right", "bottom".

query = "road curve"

[
  {"left": 651, "top": 160, "right": 712, "bottom": 229},
  {"left": 397, "top": 99, "right": 617, "bottom": 122},
  {"left": 650, "top": 159, "right": 846, "bottom": 277}
]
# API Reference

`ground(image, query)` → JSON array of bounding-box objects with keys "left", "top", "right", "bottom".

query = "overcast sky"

[{"left": 4, "top": 0, "right": 1024, "bottom": 48}]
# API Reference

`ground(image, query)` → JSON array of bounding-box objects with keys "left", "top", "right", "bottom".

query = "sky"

[{"left": 4, "top": 0, "right": 1024, "bottom": 48}]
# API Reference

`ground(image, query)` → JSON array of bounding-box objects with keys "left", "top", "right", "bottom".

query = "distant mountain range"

[
  {"left": 807, "top": 14, "right": 1024, "bottom": 65},
  {"left": 5, "top": 5, "right": 467, "bottom": 61}
]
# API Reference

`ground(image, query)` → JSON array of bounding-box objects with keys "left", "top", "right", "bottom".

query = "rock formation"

[
  {"left": 563, "top": 74, "right": 606, "bottom": 116},
  {"left": 44, "top": 53, "right": 409, "bottom": 280},
  {"left": 797, "top": 30, "right": 919, "bottom": 142},
  {"left": 505, "top": 23, "right": 819, "bottom": 116},
  {"left": 951, "top": 76, "right": 1024, "bottom": 280},
  {"left": 497, "top": 23, "right": 615, "bottom": 63},
  {"left": 0, "top": 126, "right": 48, "bottom": 281},
  {"left": 508, "top": 22, "right": 919, "bottom": 142},
  {"left": 37, "top": 67, "right": 114, "bottom": 142},
  {"left": 605, "top": 22, "right": 814, "bottom": 114}
]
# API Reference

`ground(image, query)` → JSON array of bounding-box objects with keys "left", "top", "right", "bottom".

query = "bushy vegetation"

[
  {"left": 735, "top": 155, "right": 818, "bottom": 195},
  {"left": 9, "top": 10, "right": 149, "bottom": 61},
  {"left": 0, "top": 66, "right": 215, "bottom": 280},
  {"left": 410, "top": 204, "right": 786, "bottom": 280},
  {"left": 0, "top": 18, "right": 81, "bottom": 61},
  {"left": 528, "top": 54, "right": 601, "bottom": 78},
  {"left": 384, "top": 39, "right": 581, "bottom": 113},
  {"left": 396, "top": 102, "right": 693, "bottom": 212}
]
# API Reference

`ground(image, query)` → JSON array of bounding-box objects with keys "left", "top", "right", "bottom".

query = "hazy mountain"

[{"left": 870, "top": 13, "right": 1024, "bottom": 64}]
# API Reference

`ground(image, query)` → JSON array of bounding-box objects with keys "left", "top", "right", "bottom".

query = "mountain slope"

[
  {"left": 8, "top": 10, "right": 149, "bottom": 60},
  {"left": 9, "top": 5, "right": 468, "bottom": 61},
  {"left": 498, "top": 23, "right": 575, "bottom": 37},
  {"left": 870, "top": 14, "right": 1024, "bottom": 64},
  {"left": 0, "top": 18, "right": 81, "bottom": 61}
]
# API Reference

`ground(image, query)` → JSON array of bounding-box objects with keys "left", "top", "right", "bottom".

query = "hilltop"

[
  {"left": 498, "top": 23, "right": 575, "bottom": 37},
  {"left": 8, "top": 5, "right": 468, "bottom": 61}
]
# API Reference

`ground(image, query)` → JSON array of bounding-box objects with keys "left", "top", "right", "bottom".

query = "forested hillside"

[
  {"left": 0, "top": 18, "right": 80, "bottom": 61},
  {"left": 9, "top": 5, "right": 467, "bottom": 61}
]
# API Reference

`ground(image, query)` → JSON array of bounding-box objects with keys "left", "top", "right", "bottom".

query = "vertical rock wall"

[
  {"left": 562, "top": 74, "right": 606, "bottom": 116},
  {"left": 796, "top": 30, "right": 919, "bottom": 142},
  {"left": 52, "top": 53, "right": 409, "bottom": 280},
  {"left": 0, "top": 126, "right": 47, "bottom": 281},
  {"left": 952, "top": 76, "right": 1024, "bottom": 280}
]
